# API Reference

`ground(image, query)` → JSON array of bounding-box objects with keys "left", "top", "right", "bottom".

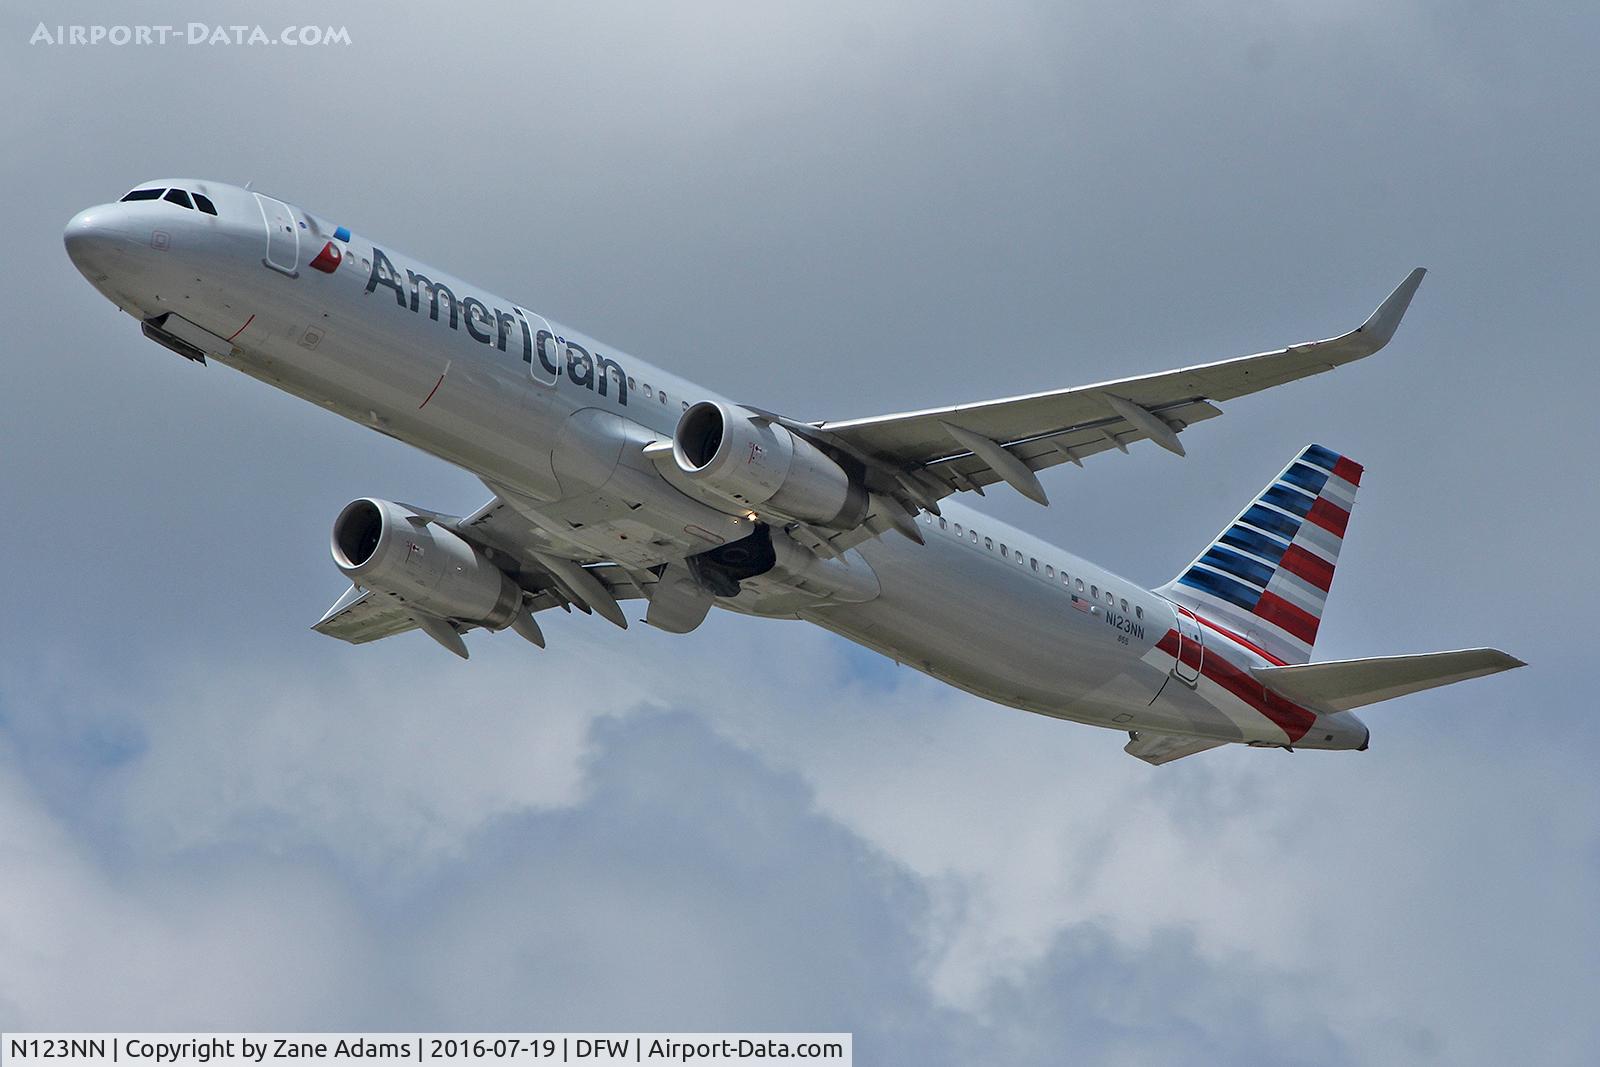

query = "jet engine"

[
  {"left": 672, "top": 401, "right": 867, "bottom": 528},
  {"left": 331, "top": 498, "right": 523, "bottom": 628}
]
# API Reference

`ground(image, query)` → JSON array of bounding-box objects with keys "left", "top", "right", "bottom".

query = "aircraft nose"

[{"left": 63, "top": 206, "right": 130, "bottom": 271}]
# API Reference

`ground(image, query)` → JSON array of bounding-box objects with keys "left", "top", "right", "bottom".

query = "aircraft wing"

[
  {"left": 312, "top": 584, "right": 426, "bottom": 644},
  {"left": 792, "top": 270, "right": 1425, "bottom": 510},
  {"left": 1124, "top": 731, "right": 1228, "bottom": 766},
  {"left": 313, "top": 496, "right": 654, "bottom": 652}
]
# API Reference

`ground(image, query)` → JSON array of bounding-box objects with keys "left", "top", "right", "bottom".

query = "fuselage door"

[
  {"left": 1173, "top": 605, "right": 1203, "bottom": 686},
  {"left": 517, "top": 306, "right": 561, "bottom": 387},
  {"left": 253, "top": 193, "right": 299, "bottom": 276}
]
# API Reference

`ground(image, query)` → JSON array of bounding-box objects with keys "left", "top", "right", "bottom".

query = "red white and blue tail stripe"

[{"left": 1159, "top": 444, "right": 1361, "bottom": 664}]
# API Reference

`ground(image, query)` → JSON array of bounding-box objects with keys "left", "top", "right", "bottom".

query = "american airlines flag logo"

[
  {"left": 309, "top": 241, "right": 342, "bottom": 273},
  {"left": 1173, "top": 443, "right": 1361, "bottom": 659},
  {"left": 309, "top": 226, "right": 351, "bottom": 274}
]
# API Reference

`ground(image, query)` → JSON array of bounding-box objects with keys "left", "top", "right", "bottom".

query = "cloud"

[
  {"left": 0, "top": 684, "right": 1403, "bottom": 1064},
  {"left": 4, "top": 613, "right": 1594, "bottom": 1063},
  {"left": 0, "top": 728, "right": 388, "bottom": 1030}
]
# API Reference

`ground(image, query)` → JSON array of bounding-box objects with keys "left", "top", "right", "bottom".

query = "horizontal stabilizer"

[
  {"left": 1252, "top": 648, "right": 1524, "bottom": 714},
  {"left": 1124, "top": 731, "right": 1228, "bottom": 766}
]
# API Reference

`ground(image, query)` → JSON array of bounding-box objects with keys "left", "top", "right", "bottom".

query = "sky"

[{"left": 2, "top": 1, "right": 1597, "bottom": 1063}]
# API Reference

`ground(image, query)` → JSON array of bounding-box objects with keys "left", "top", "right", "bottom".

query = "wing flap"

[
  {"left": 924, "top": 399, "right": 1224, "bottom": 493},
  {"left": 1252, "top": 648, "right": 1525, "bottom": 714}
]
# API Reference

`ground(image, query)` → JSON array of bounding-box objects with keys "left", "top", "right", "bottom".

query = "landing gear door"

[
  {"left": 517, "top": 306, "right": 561, "bottom": 387},
  {"left": 254, "top": 193, "right": 299, "bottom": 276},
  {"left": 1173, "top": 606, "right": 1203, "bottom": 686}
]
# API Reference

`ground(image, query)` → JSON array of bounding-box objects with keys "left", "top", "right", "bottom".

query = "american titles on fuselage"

[{"left": 364, "top": 245, "right": 632, "bottom": 404}]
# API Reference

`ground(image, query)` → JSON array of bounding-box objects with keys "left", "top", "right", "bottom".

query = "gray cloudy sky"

[{"left": 3, "top": 1, "right": 1596, "bottom": 1063}]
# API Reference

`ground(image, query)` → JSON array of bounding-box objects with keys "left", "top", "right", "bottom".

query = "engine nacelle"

[
  {"left": 671, "top": 401, "right": 867, "bottom": 527},
  {"left": 331, "top": 498, "right": 523, "bottom": 628}
]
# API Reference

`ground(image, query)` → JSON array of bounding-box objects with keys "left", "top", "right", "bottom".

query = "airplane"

[{"left": 62, "top": 179, "right": 1523, "bottom": 765}]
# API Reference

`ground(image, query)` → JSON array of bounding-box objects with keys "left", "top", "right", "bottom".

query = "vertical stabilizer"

[{"left": 1158, "top": 444, "right": 1361, "bottom": 664}]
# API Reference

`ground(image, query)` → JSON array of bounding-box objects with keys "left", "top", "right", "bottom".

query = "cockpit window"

[
  {"left": 192, "top": 192, "right": 218, "bottom": 216},
  {"left": 120, "top": 188, "right": 164, "bottom": 202},
  {"left": 164, "top": 189, "right": 193, "bottom": 209}
]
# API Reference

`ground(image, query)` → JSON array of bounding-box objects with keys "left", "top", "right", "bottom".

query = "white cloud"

[
  {"left": 0, "top": 689, "right": 1374, "bottom": 1062},
  {"left": 8, "top": 609, "right": 1587, "bottom": 1063},
  {"left": 101, "top": 646, "right": 648, "bottom": 867},
  {"left": 0, "top": 732, "right": 387, "bottom": 1029}
]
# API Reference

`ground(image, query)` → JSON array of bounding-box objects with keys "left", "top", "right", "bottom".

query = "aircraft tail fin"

[
  {"left": 1158, "top": 444, "right": 1362, "bottom": 664},
  {"left": 1252, "top": 649, "right": 1525, "bottom": 714}
]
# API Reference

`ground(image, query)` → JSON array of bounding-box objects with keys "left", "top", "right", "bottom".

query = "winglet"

[{"left": 1355, "top": 268, "right": 1426, "bottom": 349}]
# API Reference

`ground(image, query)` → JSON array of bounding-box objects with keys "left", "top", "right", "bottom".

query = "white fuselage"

[{"left": 63, "top": 179, "right": 1368, "bottom": 752}]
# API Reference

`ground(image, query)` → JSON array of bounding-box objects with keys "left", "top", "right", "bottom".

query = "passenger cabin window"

[
  {"left": 1075, "top": 578, "right": 1084, "bottom": 591},
  {"left": 999, "top": 544, "right": 1007, "bottom": 558},
  {"left": 938, "top": 517, "right": 947, "bottom": 530},
  {"left": 192, "top": 192, "right": 218, "bottom": 215},
  {"left": 164, "top": 189, "right": 193, "bottom": 209},
  {"left": 984, "top": 537, "right": 993, "bottom": 551},
  {"left": 970, "top": 530, "right": 978, "bottom": 543},
  {"left": 120, "top": 188, "right": 164, "bottom": 202},
  {"left": 953, "top": 524, "right": 963, "bottom": 536},
  {"left": 1091, "top": 585, "right": 1099, "bottom": 598},
  {"left": 1046, "top": 565, "right": 1055, "bottom": 579},
  {"left": 1120, "top": 598, "right": 1129, "bottom": 613},
  {"left": 1030, "top": 558, "right": 1039, "bottom": 571},
  {"left": 1135, "top": 606, "right": 1144, "bottom": 620}
]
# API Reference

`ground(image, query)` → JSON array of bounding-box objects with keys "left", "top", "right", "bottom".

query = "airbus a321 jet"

[{"left": 63, "top": 180, "right": 1522, "bottom": 764}]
